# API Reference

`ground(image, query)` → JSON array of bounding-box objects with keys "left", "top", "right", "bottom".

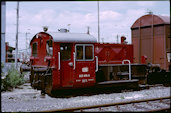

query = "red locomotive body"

[
  {"left": 95, "top": 43, "right": 133, "bottom": 65},
  {"left": 30, "top": 30, "right": 99, "bottom": 94},
  {"left": 29, "top": 29, "right": 143, "bottom": 95}
]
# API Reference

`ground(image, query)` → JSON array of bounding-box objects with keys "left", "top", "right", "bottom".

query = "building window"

[
  {"left": 76, "top": 44, "right": 94, "bottom": 61},
  {"left": 46, "top": 40, "right": 53, "bottom": 56},
  {"left": 60, "top": 43, "right": 72, "bottom": 61},
  {"left": 32, "top": 43, "right": 37, "bottom": 57}
]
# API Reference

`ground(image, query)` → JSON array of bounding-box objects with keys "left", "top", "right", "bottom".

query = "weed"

[
  {"left": 120, "top": 96, "right": 125, "bottom": 99},
  {"left": 1, "top": 64, "right": 25, "bottom": 91}
]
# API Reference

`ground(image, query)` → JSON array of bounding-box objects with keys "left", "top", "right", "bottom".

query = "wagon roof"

[
  {"left": 131, "top": 14, "right": 170, "bottom": 28},
  {"left": 49, "top": 32, "right": 97, "bottom": 43}
]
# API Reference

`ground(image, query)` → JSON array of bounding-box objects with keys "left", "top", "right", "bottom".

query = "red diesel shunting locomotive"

[{"left": 29, "top": 28, "right": 146, "bottom": 96}]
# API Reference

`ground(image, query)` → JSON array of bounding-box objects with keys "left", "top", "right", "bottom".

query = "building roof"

[
  {"left": 5, "top": 42, "right": 15, "bottom": 50},
  {"left": 131, "top": 14, "right": 170, "bottom": 29}
]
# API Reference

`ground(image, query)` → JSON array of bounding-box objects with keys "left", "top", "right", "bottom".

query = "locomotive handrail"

[
  {"left": 73, "top": 52, "right": 76, "bottom": 70},
  {"left": 95, "top": 56, "right": 98, "bottom": 72},
  {"left": 58, "top": 52, "right": 60, "bottom": 70},
  {"left": 122, "top": 59, "right": 131, "bottom": 80}
]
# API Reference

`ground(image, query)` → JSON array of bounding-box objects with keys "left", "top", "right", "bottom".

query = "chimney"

[
  {"left": 87, "top": 26, "right": 90, "bottom": 34},
  {"left": 43, "top": 26, "right": 48, "bottom": 32}
]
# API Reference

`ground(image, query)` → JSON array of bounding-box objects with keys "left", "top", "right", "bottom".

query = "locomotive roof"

[
  {"left": 49, "top": 32, "right": 97, "bottom": 43},
  {"left": 31, "top": 32, "right": 97, "bottom": 43}
]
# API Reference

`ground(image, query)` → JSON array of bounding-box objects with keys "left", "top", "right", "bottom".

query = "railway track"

[{"left": 40, "top": 96, "right": 170, "bottom": 112}]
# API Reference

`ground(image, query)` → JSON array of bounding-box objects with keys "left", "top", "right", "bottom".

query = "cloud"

[
  {"left": 124, "top": 9, "right": 146, "bottom": 26},
  {"left": 136, "top": 1, "right": 156, "bottom": 7},
  {"left": 160, "top": 14, "right": 170, "bottom": 16},
  {"left": 100, "top": 10, "right": 122, "bottom": 22},
  {"left": 99, "top": 9, "right": 146, "bottom": 43},
  {"left": 6, "top": 8, "right": 145, "bottom": 49},
  {"left": 5, "top": 1, "right": 169, "bottom": 50},
  {"left": 6, "top": 9, "right": 16, "bottom": 31}
]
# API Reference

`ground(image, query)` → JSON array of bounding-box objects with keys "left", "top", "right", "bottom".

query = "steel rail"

[{"left": 39, "top": 96, "right": 170, "bottom": 112}]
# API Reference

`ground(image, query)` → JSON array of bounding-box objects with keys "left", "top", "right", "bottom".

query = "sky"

[{"left": 5, "top": 1, "right": 170, "bottom": 50}]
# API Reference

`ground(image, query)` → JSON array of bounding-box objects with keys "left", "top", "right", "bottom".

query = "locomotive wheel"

[
  {"left": 44, "top": 76, "right": 52, "bottom": 95},
  {"left": 42, "top": 70, "right": 53, "bottom": 96},
  {"left": 33, "top": 73, "right": 39, "bottom": 89},
  {"left": 30, "top": 67, "right": 34, "bottom": 87}
]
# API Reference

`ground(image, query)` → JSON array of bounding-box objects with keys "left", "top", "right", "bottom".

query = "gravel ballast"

[{"left": 1, "top": 83, "right": 170, "bottom": 112}]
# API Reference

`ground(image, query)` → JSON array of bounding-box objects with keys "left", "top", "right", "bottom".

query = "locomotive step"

[
  {"left": 33, "top": 67, "right": 48, "bottom": 72},
  {"left": 117, "top": 71, "right": 131, "bottom": 76},
  {"left": 45, "top": 74, "right": 52, "bottom": 76},
  {"left": 49, "top": 79, "right": 140, "bottom": 97},
  {"left": 97, "top": 79, "right": 139, "bottom": 85}
]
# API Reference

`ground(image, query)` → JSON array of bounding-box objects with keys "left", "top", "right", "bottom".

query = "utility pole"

[
  {"left": 97, "top": 0, "right": 100, "bottom": 43},
  {"left": 101, "top": 37, "right": 104, "bottom": 43},
  {"left": 116, "top": 34, "right": 119, "bottom": 43},
  {"left": 67, "top": 24, "right": 71, "bottom": 32},
  {"left": 87, "top": 26, "right": 90, "bottom": 34},
  {"left": 25, "top": 31, "right": 30, "bottom": 54},
  {"left": 15, "top": 1, "right": 19, "bottom": 68}
]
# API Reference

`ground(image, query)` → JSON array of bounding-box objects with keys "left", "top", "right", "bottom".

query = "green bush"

[
  {"left": 1, "top": 64, "right": 25, "bottom": 91},
  {"left": 1, "top": 62, "right": 4, "bottom": 76},
  {"left": 1, "top": 62, "right": 4, "bottom": 69}
]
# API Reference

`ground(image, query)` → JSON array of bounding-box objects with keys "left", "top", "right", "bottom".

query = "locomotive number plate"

[
  {"left": 82, "top": 67, "right": 89, "bottom": 72},
  {"left": 79, "top": 74, "right": 90, "bottom": 78}
]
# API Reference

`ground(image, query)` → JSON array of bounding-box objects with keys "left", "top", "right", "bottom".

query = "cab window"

[
  {"left": 60, "top": 43, "right": 72, "bottom": 61},
  {"left": 76, "top": 44, "right": 94, "bottom": 61},
  {"left": 85, "top": 46, "right": 93, "bottom": 60},
  {"left": 46, "top": 40, "right": 53, "bottom": 56},
  {"left": 32, "top": 43, "right": 37, "bottom": 57},
  {"left": 76, "top": 46, "right": 83, "bottom": 60}
]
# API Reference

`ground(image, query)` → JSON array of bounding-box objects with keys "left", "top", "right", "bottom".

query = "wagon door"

[{"left": 60, "top": 43, "right": 73, "bottom": 87}]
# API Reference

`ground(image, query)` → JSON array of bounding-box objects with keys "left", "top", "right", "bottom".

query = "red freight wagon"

[{"left": 131, "top": 14, "right": 170, "bottom": 71}]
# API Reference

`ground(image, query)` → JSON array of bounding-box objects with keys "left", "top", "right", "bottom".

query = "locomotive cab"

[{"left": 30, "top": 29, "right": 97, "bottom": 94}]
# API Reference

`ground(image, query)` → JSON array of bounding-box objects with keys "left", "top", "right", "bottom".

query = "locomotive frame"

[{"left": 28, "top": 29, "right": 164, "bottom": 96}]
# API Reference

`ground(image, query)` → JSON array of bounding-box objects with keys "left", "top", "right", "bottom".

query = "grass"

[{"left": 120, "top": 96, "right": 125, "bottom": 99}]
